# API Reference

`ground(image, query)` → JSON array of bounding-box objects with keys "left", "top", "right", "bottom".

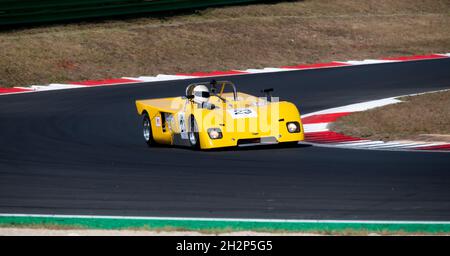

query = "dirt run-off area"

[
  {"left": 0, "top": 0, "right": 449, "bottom": 87},
  {"left": 330, "top": 90, "right": 450, "bottom": 142},
  {"left": 1, "top": 227, "right": 443, "bottom": 236}
]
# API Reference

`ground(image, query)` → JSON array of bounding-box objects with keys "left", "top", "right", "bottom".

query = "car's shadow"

[
  {"left": 204, "top": 142, "right": 312, "bottom": 152},
  {"left": 145, "top": 142, "right": 312, "bottom": 152}
]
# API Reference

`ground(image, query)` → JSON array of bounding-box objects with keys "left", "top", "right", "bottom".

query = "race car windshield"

[{"left": 213, "top": 81, "right": 237, "bottom": 102}]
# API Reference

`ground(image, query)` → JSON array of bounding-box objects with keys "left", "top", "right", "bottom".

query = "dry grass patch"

[
  {"left": 0, "top": 0, "right": 449, "bottom": 87},
  {"left": 1, "top": 225, "right": 446, "bottom": 236},
  {"left": 330, "top": 90, "right": 450, "bottom": 142}
]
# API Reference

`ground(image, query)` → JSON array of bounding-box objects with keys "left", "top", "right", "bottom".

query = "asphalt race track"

[{"left": 1, "top": 59, "right": 450, "bottom": 221}]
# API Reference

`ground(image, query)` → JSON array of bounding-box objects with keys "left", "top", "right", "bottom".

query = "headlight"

[
  {"left": 287, "top": 122, "right": 300, "bottom": 133},
  {"left": 207, "top": 128, "right": 223, "bottom": 139}
]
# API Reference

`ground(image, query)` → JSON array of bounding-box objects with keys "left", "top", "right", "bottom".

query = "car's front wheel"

[
  {"left": 188, "top": 115, "right": 200, "bottom": 150},
  {"left": 143, "top": 113, "right": 156, "bottom": 147}
]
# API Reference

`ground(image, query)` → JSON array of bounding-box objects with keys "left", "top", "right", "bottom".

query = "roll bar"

[{"left": 186, "top": 80, "right": 237, "bottom": 102}]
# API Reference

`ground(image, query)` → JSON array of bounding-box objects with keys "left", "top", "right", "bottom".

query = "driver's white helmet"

[{"left": 192, "top": 85, "right": 210, "bottom": 104}]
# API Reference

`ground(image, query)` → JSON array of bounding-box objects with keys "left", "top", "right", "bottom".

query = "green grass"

[{"left": 1, "top": 215, "right": 450, "bottom": 235}]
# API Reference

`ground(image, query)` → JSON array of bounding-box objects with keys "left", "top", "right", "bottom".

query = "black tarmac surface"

[{"left": 1, "top": 59, "right": 449, "bottom": 220}]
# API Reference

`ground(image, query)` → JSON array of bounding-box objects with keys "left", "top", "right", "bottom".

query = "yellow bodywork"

[{"left": 135, "top": 92, "right": 304, "bottom": 149}]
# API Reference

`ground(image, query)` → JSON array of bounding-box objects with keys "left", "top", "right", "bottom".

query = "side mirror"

[
  {"left": 210, "top": 79, "right": 217, "bottom": 94},
  {"left": 204, "top": 102, "right": 215, "bottom": 110},
  {"left": 262, "top": 88, "right": 274, "bottom": 93}
]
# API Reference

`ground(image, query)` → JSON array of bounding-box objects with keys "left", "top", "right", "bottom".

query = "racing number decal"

[
  {"left": 178, "top": 112, "right": 188, "bottom": 139},
  {"left": 228, "top": 108, "right": 257, "bottom": 119},
  {"left": 235, "top": 109, "right": 252, "bottom": 115}
]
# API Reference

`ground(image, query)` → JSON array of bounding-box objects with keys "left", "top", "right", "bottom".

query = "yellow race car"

[{"left": 135, "top": 80, "right": 304, "bottom": 150}]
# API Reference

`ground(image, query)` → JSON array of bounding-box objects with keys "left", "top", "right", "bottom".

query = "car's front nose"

[
  {"left": 197, "top": 101, "right": 304, "bottom": 149},
  {"left": 199, "top": 119, "right": 304, "bottom": 149}
]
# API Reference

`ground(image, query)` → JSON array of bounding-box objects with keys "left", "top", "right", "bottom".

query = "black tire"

[
  {"left": 142, "top": 113, "right": 156, "bottom": 147},
  {"left": 188, "top": 115, "right": 200, "bottom": 150}
]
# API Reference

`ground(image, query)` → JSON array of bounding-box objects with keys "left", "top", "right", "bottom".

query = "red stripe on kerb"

[
  {"left": 302, "top": 112, "right": 351, "bottom": 124},
  {"left": 413, "top": 144, "right": 450, "bottom": 151},
  {"left": 70, "top": 78, "right": 140, "bottom": 86},
  {"left": 176, "top": 70, "right": 248, "bottom": 77},
  {"left": 0, "top": 87, "right": 32, "bottom": 94},
  {"left": 282, "top": 62, "right": 349, "bottom": 69},
  {"left": 382, "top": 54, "right": 447, "bottom": 61},
  {"left": 304, "top": 131, "right": 363, "bottom": 143}
]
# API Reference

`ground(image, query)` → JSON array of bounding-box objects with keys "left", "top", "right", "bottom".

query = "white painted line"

[
  {"left": 301, "top": 89, "right": 450, "bottom": 152},
  {"left": 333, "top": 140, "right": 383, "bottom": 147},
  {"left": 391, "top": 142, "right": 445, "bottom": 149},
  {"left": 302, "top": 98, "right": 402, "bottom": 117},
  {"left": 361, "top": 142, "right": 415, "bottom": 149},
  {"left": 335, "top": 141, "right": 386, "bottom": 148},
  {"left": 303, "top": 89, "right": 450, "bottom": 118},
  {"left": 403, "top": 88, "right": 450, "bottom": 97},
  {"left": 408, "top": 142, "right": 449, "bottom": 149},
  {"left": 386, "top": 142, "right": 430, "bottom": 149},
  {"left": 0, "top": 213, "right": 449, "bottom": 225}
]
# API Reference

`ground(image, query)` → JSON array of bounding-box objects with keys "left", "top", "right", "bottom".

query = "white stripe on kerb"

[
  {"left": 0, "top": 213, "right": 449, "bottom": 225},
  {"left": 16, "top": 84, "right": 87, "bottom": 91},
  {"left": 123, "top": 74, "right": 197, "bottom": 82},
  {"left": 243, "top": 68, "right": 294, "bottom": 73},
  {"left": 48, "top": 84, "right": 92, "bottom": 89},
  {"left": 303, "top": 123, "right": 329, "bottom": 133},
  {"left": 340, "top": 59, "right": 396, "bottom": 65}
]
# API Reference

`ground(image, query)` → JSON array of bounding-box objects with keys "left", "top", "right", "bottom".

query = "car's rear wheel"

[
  {"left": 143, "top": 113, "right": 156, "bottom": 147},
  {"left": 188, "top": 115, "right": 200, "bottom": 150}
]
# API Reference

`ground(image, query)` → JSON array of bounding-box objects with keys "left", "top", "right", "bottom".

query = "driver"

[
  {"left": 192, "top": 85, "right": 215, "bottom": 109},
  {"left": 193, "top": 85, "right": 210, "bottom": 104}
]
